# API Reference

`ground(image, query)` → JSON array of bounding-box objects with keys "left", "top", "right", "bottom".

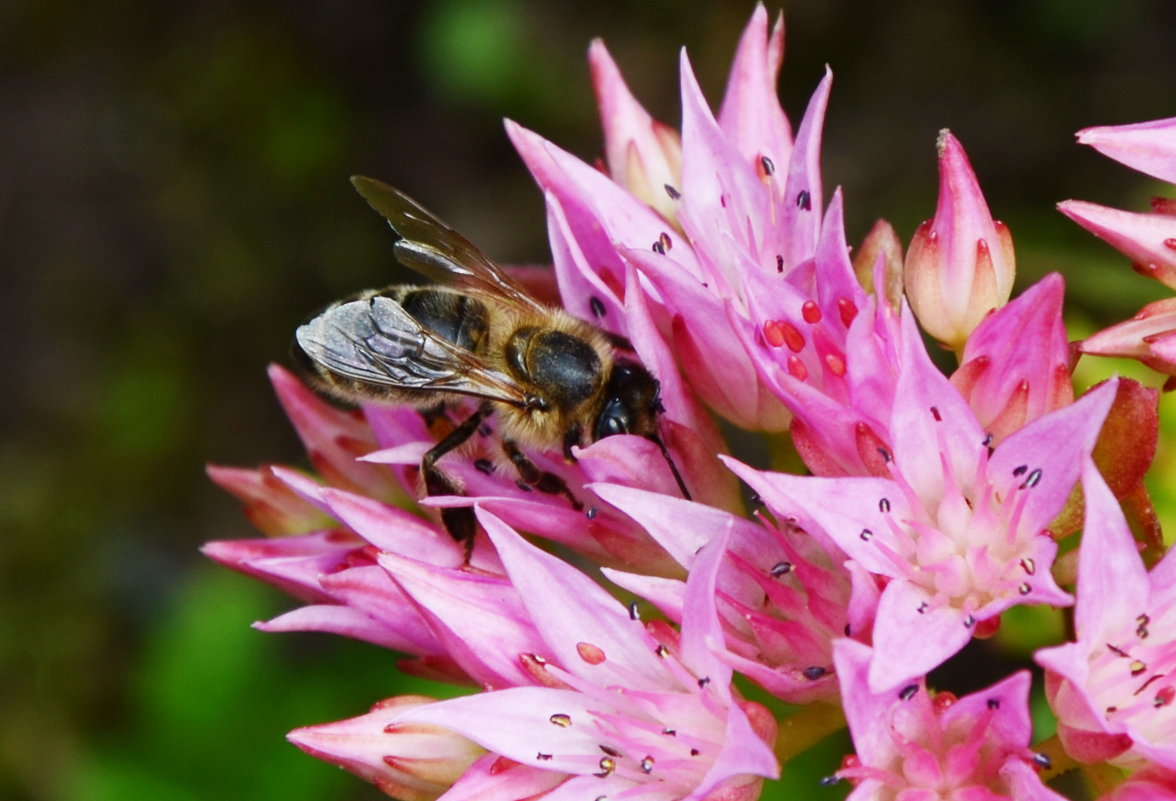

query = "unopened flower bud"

[{"left": 904, "top": 131, "right": 1016, "bottom": 351}]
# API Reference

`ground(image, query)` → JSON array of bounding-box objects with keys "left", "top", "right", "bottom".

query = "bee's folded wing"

[{"left": 296, "top": 296, "right": 529, "bottom": 405}]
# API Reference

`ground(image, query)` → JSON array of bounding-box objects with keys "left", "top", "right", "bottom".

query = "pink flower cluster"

[{"left": 208, "top": 6, "right": 1176, "bottom": 800}]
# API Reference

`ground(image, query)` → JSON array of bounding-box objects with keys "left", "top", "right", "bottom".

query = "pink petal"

[
  {"left": 889, "top": 306, "right": 986, "bottom": 503},
  {"left": 268, "top": 364, "right": 399, "bottom": 498},
  {"left": 1073, "top": 459, "right": 1149, "bottom": 640},
  {"left": 832, "top": 639, "right": 897, "bottom": 761},
  {"left": 869, "top": 580, "right": 973, "bottom": 692},
  {"left": 1077, "top": 116, "right": 1176, "bottom": 185},
  {"left": 588, "top": 38, "right": 682, "bottom": 221},
  {"left": 717, "top": 4, "right": 791, "bottom": 168},
  {"left": 719, "top": 457, "right": 896, "bottom": 573},
  {"left": 1059, "top": 199, "right": 1176, "bottom": 289},
  {"left": 377, "top": 551, "right": 547, "bottom": 689},
  {"left": 318, "top": 487, "right": 465, "bottom": 565},
  {"left": 678, "top": 523, "right": 734, "bottom": 693},
  {"left": 438, "top": 754, "right": 565, "bottom": 801},
  {"left": 477, "top": 508, "right": 672, "bottom": 690},
  {"left": 777, "top": 67, "right": 831, "bottom": 272},
  {"left": 397, "top": 686, "right": 615, "bottom": 774},
  {"left": 985, "top": 379, "right": 1117, "bottom": 537}
]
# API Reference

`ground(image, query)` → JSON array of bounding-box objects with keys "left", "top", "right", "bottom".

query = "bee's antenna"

[{"left": 646, "top": 433, "right": 691, "bottom": 501}]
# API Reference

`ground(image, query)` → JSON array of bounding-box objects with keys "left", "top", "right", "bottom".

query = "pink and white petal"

[
  {"left": 201, "top": 536, "right": 359, "bottom": 603},
  {"left": 869, "top": 580, "right": 974, "bottom": 692},
  {"left": 1077, "top": 117, "right": 1176, "bottom": 185},
  {"left": 576, "top": 433, "right": 701, "bottom": 508},
  {"left": 998, "top": 760, "right": 1071, "bottom": 801},
  {"left": 720, "top": 458, "right": 907, "bottom": 578},
  {"left": 1082, "top": 297, "right": 1176, "bottom": 370},
  {"left": 269, "top": 365, "right": 398, "bottom": 498},
  {"left": 602, "top": 569, "right": 687, "bottom": 624},
  {"left": 1059, "top": 200, "right": 1176, "bottom": 288},
  {"left": 940, "top": 671, "right": 1032, "bottom": 747},
  {"left": 1074, "top": 460, "right": 1150, "bottom": 639},
  {"left": 588, "top": 39, "right": 681, "bottom": 221},
  {"left": 507, "top": 121, "right": 700, "bottom": 280},
  {"left": 478, "top": 508, "right": 672, "bottom": 690},
  {"left": 889, "top": 307, "right": 986, "bottom": 502},
  {"left": 777, "top": 68, "right": 832, "bottom": 272},
  {"left": 590, "top": 483, "right": 739, "bottom": 569},
  {"left": 717, "top": 4, "right": 791, "bottom": 168},
  {"left": 257, "top": 603, "right": 430, "bottom": 653},
  {"left": 206, "top": 464, "right": 334, "bottom": 535},
  {"left": 397, "top": 687, "right": 621, "bottom": 774},
  {"left": 319, "top": 564, "right": 443, "bottom": 653},
  {"left": 622, "top": 261, "right": 734, "bottom": 467},
  {"left": 690, "top": 702, "right": 780, "bottom": 799},
  {"left": 985, "top": 380, "right": 1117, "bottom": 536},
  {"left": 438, "top": 754, "right": 566, "bottom": 801},
  {"left": 677, "top": 49, "right": 769, "bottom": 291},
  {"left": 378, "top": 551, "right": 549, "bottom": 689},
  {"left": 832, "top": 639, "right": 899, "bottom": 761},
  {"left": 318, "top": 487, "right": 466, "bottom": 565},
  {"left": 679, "top": 524, "right": 735, "bottom": 694},
  {"left": 547, "top": 192, "right": 627, "bottom": 336}
]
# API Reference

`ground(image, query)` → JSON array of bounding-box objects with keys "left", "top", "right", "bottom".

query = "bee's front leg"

[
  {"left": 502, "top": 440, "right": 583, "bottom": 511},
  {"left": 421, "top": 402, "right": 494, "bottom": 554}
]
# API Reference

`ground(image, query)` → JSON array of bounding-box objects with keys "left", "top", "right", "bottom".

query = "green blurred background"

[{"left": 2, "top": 1, "right": 1175, "bottom": 799}]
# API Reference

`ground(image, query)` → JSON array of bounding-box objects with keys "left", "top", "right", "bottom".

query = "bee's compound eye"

[{"left": 593, "top": 402, "right": 631, "bottom": 439}]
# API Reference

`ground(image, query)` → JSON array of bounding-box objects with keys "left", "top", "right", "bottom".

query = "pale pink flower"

[
  {"left": 375, "top": 509, "right": 780, "bottom": 801},
  {"left": 590, "top": 483, "right": 878, "bottom": 704},
  {"left": 904, "top": 130, "right": 1017, "bottom": 352},
  {"left": 1036, "top": 460, "right": 1176, "bottom": 771},
  {"left": 724, "top": 319, "right": 1118, "bottom": 691},
  {"left": 832, "top": 639, "right": 1065, "bottom": 801}
]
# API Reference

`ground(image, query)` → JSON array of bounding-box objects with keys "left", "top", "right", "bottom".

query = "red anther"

[
  {"left": 824, "top": 353, "right": 846, "bottom": 377},
  {"left": 763, "top": 320, "right": 786, "bottom": 348},
  {"left": 932, "top": 691, "right": 958, "bottom": 713},
  {"left": 787, "top": 355, "right": 808, "bottom": 381},
  {"left": 837, "top": 297, "right": 859, "bottom": 328},
  {"left": 577, "top": 642, "right": 606, "bottom": 664},
  {"left": 802, "top": 300, "right": 822, "bottom": 324}
]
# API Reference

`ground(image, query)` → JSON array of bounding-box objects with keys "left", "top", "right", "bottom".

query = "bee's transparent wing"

[
  {"left": 296, "top": 296, "right": 530, "bottom": 405},
  {"left": 350, "top": 176, "right": 548, "bottom": 314}
]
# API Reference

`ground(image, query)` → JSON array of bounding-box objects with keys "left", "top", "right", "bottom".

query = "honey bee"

[{"left": 294, "top": 177, "right": 688, "bottom": 545}]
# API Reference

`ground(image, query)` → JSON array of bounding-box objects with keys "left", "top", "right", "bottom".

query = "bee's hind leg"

[
  {"left": 422, "top": 402, "right": 494, "bottom": 554},
  {"left": 502, "top": 440, "right": 583, "bottom": 511}
]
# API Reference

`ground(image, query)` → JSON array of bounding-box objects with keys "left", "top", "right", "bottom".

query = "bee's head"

[
  {"left": 592, "top": 361, "right": 662, "bottom": 441},
  {"left": 592, "top": 360, "right": 689, "bottom": 500}
]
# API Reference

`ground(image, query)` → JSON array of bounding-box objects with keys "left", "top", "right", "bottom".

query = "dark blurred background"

[{"left": 3, "top": 1, "right": 1175, "bottom": 799}]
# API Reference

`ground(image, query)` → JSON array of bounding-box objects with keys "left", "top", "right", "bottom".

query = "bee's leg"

[
  {"left": 422, "top": 402, "right": 494, "bottom": 552},
  {"left": 561, "top": 424, "right": 582, "bottom": 463},
  {"left": 503, "top": 440, "right": 583, "bottom": 511}
]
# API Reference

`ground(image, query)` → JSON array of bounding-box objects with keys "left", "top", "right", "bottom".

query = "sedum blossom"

[
  {"left": 589, "top": 483, "right": 878, "bottom": 704},
  {"left": 723, "top": 313, "right": 1118, "bottom": 692},
  {"left": 832, "top": 639, "right": 1065, "bottom": 801},
  {"left": 377, "top": 509, "right": 780, "bottom": 801},
  {"left": 1035, "top": 460, "right": 1176, "bottom": 772}
]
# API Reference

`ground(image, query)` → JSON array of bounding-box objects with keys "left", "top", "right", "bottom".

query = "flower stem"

[{"left": 773, "top": 703, "right": 846, "bottom": 763}]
